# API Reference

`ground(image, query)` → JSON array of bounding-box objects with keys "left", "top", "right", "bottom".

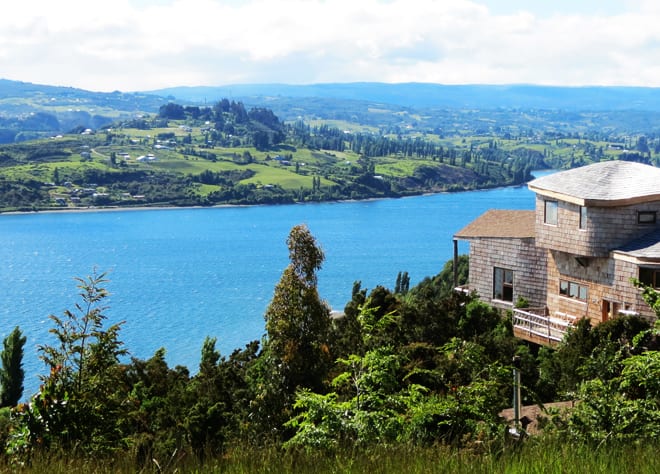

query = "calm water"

[{"left": 1, "top": 183, "right": 537, "bottom": 396}]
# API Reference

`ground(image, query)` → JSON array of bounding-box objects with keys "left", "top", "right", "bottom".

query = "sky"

[{"left": 2, "top": 0, "right": 660, "bottom": 92}]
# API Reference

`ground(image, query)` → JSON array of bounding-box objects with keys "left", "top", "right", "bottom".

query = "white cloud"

[{"left": 2, "top": 0, "right": 660, "bottom": 91}]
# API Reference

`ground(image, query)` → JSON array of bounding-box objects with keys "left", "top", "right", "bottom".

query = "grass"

[
  {"left": 11, "top": 439, "right": 660, "bottom": 473},
  {"left": 376, "top": 159, "right": 423, "bottom": 178},
  {"left": 240, "top": 164, "right": 316, "bottom": 190},
  {"left": 0, "top": 161, "right": 108, "bottom": 182},
  {"left": 193, "top": 183, "right": 221, "bottom": 196}
]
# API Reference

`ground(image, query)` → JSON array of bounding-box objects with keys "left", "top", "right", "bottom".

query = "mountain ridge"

[
  {"left": 147, "top": 82, "right": 660, "bottom": 111},
  {"left": 4, "top": 78, "right": 660, "bottom": 112}
]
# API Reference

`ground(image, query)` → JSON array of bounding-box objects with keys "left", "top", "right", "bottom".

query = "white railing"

[{"left": 513, "top": 308, "right": 574, "bottom": 344}]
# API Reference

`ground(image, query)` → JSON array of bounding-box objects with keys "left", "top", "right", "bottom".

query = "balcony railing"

[{"left": 512, "top": 307, "right": 575, "bottom": 345}]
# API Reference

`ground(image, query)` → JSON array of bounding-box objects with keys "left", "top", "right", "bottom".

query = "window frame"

[
  {"left": 639, "top": 267, "right": 660, "bottom": 289},
  {"left": 638, "top": 211, "right": 657, "bottom": 225},
  {"left": 579, "top": 206, "right": 588, "bottom": 230},
  {"left": 493, "top": 267, "right": 514, "bottom": 302},
  {"left": 559, "top": 279, "right": 588, "bottom": 301},
  {"left": 544, "top": 200, "right": 558, "bottom": 226}
]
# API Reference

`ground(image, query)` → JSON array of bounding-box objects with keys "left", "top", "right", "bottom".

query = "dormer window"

[
  {"left": 544, "top": 200, "right": 558, "bottom": 225},
  {"left": 638, "top": 211, "right": 657, "bottom": 225}
]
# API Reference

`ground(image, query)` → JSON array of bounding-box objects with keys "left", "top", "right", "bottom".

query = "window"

[
  {"left": 579, "top": 206, "right": 587, "bottom": 230},
  {"left": 639, "top": 268, "right": 660, "bottom": 289},
  {"left": 544, "top": 200, "right": 558, "bottom": 225},
  {"left": 638, "top": 211, "right": 657, "bottom": 225},
  {"left": 493, "top": 267, "right": 514, "bottom": 302},
  {"left": 559, "top": 280, "right": 588, "bottom": 301}
]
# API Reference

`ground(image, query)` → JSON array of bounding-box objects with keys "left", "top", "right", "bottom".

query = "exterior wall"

[
  {"left": 545, "top": 250, "right": 656, "bottom": 325},
  {"left": 467, "top": 237, "right": 547, "bottom": 308},
  {"left": 535, "top": 196, "right": 660, "bottom": 257},
  {"left": 612, "top": 259, "right": 657, "bottom": 320}
]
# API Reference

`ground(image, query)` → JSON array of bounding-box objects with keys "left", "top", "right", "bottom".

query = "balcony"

[{"left": 512, "top": 307, "right": 575, "bottom": 346}]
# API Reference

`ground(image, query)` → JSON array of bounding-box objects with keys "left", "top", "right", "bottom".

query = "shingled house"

[{"left": 453, "top": 160, "right": 660, "bottom": 346}]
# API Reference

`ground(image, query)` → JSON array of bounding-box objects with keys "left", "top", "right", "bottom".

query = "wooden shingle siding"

[
  {"left": 468, "top": 237, "right": 547, "bottom": 308},
  {"left": 536, "top": 196, "right": 660, "bottom": 257},
  {"left": 456, "top": 162, "right": 660, "bottom": 345}
]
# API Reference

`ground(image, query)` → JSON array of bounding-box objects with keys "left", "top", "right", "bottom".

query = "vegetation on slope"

[
  {"left": 0, "top": 99, "right": 544, "bottom": 211},
  {"left": 0, "top": 227, "right": 659, "bottom": 472},
  {"left": 4, "top": 79, "right": 660, "bottom": 211},
  {"left": 3, "top": 94, "right": 659, "bottom": 212}
]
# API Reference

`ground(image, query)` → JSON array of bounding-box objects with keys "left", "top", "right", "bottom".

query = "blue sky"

[{"left": 2, "top": 0, "right": 659, "bottom": 92}]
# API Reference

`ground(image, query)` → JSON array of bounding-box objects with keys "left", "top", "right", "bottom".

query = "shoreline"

[
  {"left": 0, "top": 179, "right": 538, "bottom": 217},
  {"left": 0, "top": 203, "right": 248, "bottom": 216}
]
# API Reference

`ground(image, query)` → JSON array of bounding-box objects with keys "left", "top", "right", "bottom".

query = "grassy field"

[
  {"left": 11, "top": 439, "right": 660, "bottom": 473},
  {"left": 0, "top": 115, "right": 647, "bottom": 212}
]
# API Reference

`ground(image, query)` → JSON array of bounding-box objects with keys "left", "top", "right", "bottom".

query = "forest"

[{"left": 1, "top": 225, "right": 660, "bottom": 472}]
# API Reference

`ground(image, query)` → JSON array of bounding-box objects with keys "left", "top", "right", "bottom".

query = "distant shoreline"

[
  {"left": 0, "top": 179, "right": 540, "bottom": 217},
  {"left": 0, "top": 204, "right": 251, "bottom": 216}
]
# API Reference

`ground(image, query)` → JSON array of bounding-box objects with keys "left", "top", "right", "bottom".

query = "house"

[{"left": 453, "top": 161, "right": 660, "bottom": 346}]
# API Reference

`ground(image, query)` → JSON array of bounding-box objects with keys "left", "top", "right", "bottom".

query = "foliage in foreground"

[{"left": 3, "top": 227, "right": 660, "bottom": 471}]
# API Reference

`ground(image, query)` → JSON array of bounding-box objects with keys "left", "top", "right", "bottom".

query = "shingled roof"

[
  {"left": 614, "top": 229, "right": 660, "bottom": 262},
  {"left": 454, "top": 210, "right": 536, "bottom": 239},
  {"left": 528, "top": 161, "right": 660, "bottom": 207}
]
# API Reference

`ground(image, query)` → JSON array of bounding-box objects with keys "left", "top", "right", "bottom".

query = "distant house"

[
  {"left": 454, "top": 161, "right": 660, "bottom": 346},
  {"left": 136, "top": 154, "right": 157, "bottom": 162}
]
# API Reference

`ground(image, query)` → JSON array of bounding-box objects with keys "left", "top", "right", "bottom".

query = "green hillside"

[{"left": 0, "top": 99, "right": 559, "bottom": 212}]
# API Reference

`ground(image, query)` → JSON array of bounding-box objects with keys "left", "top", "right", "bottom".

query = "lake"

[{"left": 0, "top": 182, "right": 538, "bottom": 396}]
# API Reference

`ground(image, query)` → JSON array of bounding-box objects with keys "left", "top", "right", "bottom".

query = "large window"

[
  {"left": 544, "top": 200, "right": 558, "bottom": 225},
  {"left": 579, "top": 206, "right": 588, "bottom": 230},
  {"left": 559, "top": 280, "right": 588, "bottom": 301},
  {"left": 639, "top": 268, "right": 660, "bottom": 289},
  {"left": 493, "top": 267, "right": 514, "bottom": 302}
]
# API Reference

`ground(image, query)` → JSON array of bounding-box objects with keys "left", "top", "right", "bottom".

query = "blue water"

[{"left": 0, "top": 184, "right": 537, "bottom": 397}]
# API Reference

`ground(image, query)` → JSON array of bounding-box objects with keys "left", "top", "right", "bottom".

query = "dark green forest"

[{"left": 1, "top": 226, "right": 660, "bottom": 472}]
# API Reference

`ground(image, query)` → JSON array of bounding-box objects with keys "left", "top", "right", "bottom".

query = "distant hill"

[
  {"left": 4, "top": 79, "right": 660, "bottom": 143},
  {"left": 0, "top": 79, "right": 165, "bottom": 113},
  {"left": 0, "top": 79, "right": 167, "bottom": 143},
  {"left": 147, "top": 82, "right": 660, "bottom": 111},
  {"left": 6, "top": 78, "right": 660, "bottom": 115}
]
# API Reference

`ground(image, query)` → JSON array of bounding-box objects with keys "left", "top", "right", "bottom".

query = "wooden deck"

[{"left": 512, "top": 308, "right": 575, "bottom": 346}]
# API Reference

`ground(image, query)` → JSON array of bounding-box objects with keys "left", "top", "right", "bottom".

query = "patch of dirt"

[{"left": 499, "top": 401, "right": 575, "bottom": 435}]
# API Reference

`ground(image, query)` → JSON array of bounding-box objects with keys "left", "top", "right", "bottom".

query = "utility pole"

[{"left": 510, "top": 355, "right": 522, "bottom": 438}]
